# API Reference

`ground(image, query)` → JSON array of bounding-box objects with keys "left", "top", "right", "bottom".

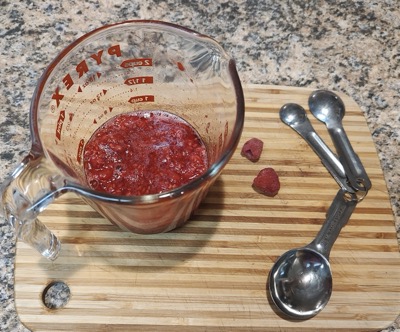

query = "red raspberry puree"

[{"left": 83, "top": 111, "right": 208, "bottom": 196}]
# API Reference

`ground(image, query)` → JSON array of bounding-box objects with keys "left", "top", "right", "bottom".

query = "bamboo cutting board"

[{"left": 14, "top": 84, "right": 400, "bottom": 331}]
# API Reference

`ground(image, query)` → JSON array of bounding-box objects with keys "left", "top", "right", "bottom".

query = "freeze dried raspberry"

[
  {"left": 241, "top": 138, "right": 264, "bottom": 162},
  {"left": 252, "top": 167, "right": 280, "bottom": 197}
]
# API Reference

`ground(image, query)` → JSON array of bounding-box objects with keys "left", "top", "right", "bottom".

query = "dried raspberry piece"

[
  {"left": 252, "top": 167, "right": 280, "bottom": 197},
  {"left": 241, "top": 138, "right": 264, "bottom": 162}
]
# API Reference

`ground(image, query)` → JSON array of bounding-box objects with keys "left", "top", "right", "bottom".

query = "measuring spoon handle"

[
  {"left": 327, "top": 124, "right": 372, "bottom": 192},
  {"left": 279, "top": 104, "right": 355, "bottom": 193},
  {"left": 309, "top": 189, "right": 357, "bottom": 259}
]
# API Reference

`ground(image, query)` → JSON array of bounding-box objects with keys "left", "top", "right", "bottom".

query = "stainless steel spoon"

[
  {"left": 269, "top": 189, "right": 357, "bottom": 319},
  {"left": 279, "top": 103, "right": 355, "bottom": 194},
  {"left": 308, "top": 90, "right": 371, "bottom": 192}
]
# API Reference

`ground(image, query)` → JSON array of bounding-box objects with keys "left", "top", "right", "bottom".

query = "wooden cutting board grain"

[{"left": 14, "top": 84, "right": 400, "bottom": 331}]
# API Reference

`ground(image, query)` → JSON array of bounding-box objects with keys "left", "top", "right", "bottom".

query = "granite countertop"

[{"left": 1, "top": 0, "right": 399, "bottom": 331}]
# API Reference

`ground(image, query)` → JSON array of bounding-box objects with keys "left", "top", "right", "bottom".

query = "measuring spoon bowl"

[
  {"left": 308, "top": 90, "right": 345, "bottom": 124},
  {"left": 269, "top": 247, "right": 332, "bottom": 319},
  {"left": 269, "top": 189, "right": 357, "bottom": 319}
]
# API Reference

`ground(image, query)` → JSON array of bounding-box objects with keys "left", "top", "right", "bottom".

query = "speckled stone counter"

[{"left": 1, "top": 1, "right": 399, "bottom": 331}]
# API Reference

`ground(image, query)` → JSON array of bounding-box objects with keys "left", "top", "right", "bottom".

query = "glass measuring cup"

[{"left": 0, "top": 20, "right": 244, "bottom": 260}]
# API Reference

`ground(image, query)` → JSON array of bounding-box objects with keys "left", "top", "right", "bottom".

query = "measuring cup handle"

[{"left": 0, "top": 153, "right": 65, "bottom": 260}]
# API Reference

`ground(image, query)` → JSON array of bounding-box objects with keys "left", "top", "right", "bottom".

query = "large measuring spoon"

[
  {"left": 279, "top": 103, "right": 355, "bottom": 194},
  {"left": 269, "top": 189, "right": 357, "bottom": 319},
  {"left": 308, "top": 90, "right": 371, "bottom": 192}
]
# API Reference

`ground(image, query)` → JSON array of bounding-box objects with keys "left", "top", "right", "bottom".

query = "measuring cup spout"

[{"left": 0, "top": 154, "right": 65, "bottom": 260}]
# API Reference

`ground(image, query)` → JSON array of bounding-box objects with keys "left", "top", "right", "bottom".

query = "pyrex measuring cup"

[{"left": 0, "top": 20, "right": 244, "bottom": 260}]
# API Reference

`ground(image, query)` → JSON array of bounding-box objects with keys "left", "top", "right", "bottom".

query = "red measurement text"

[
  {"left": 124, "top": 76, "right": 153, "bottom": 85},
  {"left": 120, "top": 58, "right": 152, "bottom": 69},
  {"left": 77, "top": 139, "right": 85, "bottom": 163},
  {"left": 55, "top": 110, "right": 66, "bottom": 140},
  {"left": 128, "top": 95, "right": 155, "bottom": 104}
]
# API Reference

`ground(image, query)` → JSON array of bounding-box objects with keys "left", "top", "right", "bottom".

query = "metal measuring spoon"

[
  {"left": 269, "top": 189, "right": 357, "bottom": 319},
  {"left": 280, "top": 103, "right": 355, "bottom": 194},
  {"left": 308, "top": 90, "right": 371, "bottom": 192}
]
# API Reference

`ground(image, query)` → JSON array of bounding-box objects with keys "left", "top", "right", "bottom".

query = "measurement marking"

[
  {"left": 128, "top": 95, "right": 155, "bottom": 104},
  {"left": 55, "top": 110, "right": 65, "bottom": 140},
  {"left": 78, "top": 73, "right": 98, "bottom": 92},
  {"left": 77, "top": 139, "right": 85, "bottom": 163},
  {"left": 177, "top": 62, "right": 185, "bottom": 71},
  {"left": 124, "top": 76, "right": 153, "bottom": 85},
  {"left": 120, "top": 58, "right": 153, "bottom": 69},
  {"left": 90, "top": 89, "right": 107, "bottom": 104}
]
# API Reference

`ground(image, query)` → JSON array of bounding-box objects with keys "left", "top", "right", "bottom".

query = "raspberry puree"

[{"left": 83, "top": 111, "right": 208, "bottom": 196}]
